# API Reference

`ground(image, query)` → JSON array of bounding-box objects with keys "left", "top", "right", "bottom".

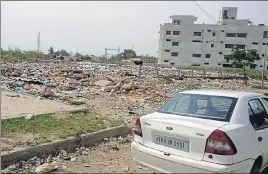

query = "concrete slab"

[{"left": 1, "top": 91, "right": 86, "bottom": 120}]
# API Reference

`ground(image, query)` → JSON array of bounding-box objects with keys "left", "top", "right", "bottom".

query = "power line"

[
  {"left": 192, "top": 1, "right": 233, "bottom": 32},
  {"left": 193, "top": 1, "right": 218, "bottom": 23}
]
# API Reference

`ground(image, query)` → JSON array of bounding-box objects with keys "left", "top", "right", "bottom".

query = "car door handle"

[{"left": 258, "top": 137, "right": 263, "bottom": 142}]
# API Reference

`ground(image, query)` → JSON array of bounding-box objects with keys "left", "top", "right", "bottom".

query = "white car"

[{"left": 131, "top": 90, "right": 268, "bottom": 173}]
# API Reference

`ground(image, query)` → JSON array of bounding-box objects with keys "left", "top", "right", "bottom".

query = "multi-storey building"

[{"left": 158, "top": 7, "right": 268, "bottom": 71}]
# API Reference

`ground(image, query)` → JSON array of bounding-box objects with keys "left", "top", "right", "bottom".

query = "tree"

[
  {"left": 55, "top": 49, "right": 70, "bottom": 56},
  {"left": 121, "top": 49, "right": 137, "bottom": 58},
  {"left": 225, "top": 47, "right": 261, "bottom": 85},
  {"left": 75, "top": 52, "right": 81, "bottom": 58},
  {"left": 49, "top": 47, "right": 54, "bottom": 54}
]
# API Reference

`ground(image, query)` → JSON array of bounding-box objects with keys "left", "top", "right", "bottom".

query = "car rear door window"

[
  {"left": 248, "top": 99, "right": 268, "bottom": 130},
  {"left": 157, "top": 94, "right": 237, "bottom": 121}
]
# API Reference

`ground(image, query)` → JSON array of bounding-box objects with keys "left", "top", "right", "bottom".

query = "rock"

[
  {"left": 82, "top": 151, "right": 88, "bottom": 156},
  {"left": 68, "top": 98, "right": 86, "bottom": 105},
  {"left": 21, "top": 74, "right": 28, "bottom": 78},
  {"left": 73, "top": 73, "right": 84, "bottom": 80},
  {"left": 106, "top": 75, "right": 116, "bottom": 82},
  {"left": 43, "top": 87, "right": 55, "bottom": 98},
  {"left": 137, "top": 164, "right": 143, "bottom": 169},
  {"left": 122, "top": 81, "right": 133, "bottom": 91},
  {"left": 70, "top": 157, "right": 77, "bottom": 162},
  {"left": 46, "top": 155, "right": 52, "bottom": 163},
  {"left": 101, "top": 86, "right": 114, "bottom": 92},
  {"left": 122, "top": 166, "right": 129, "bottom": 172},
  {"left": 94, "top": 80, "right": 111, "bottom": 87},
  {"left": 58, "top": 150, "right": 70, "bottom": 160},
  {"left": 35, "top": 162, "right": 59, "bottom": 174},
  {"left": 25, "top": 114, "right": 34, "bottom": 120}
]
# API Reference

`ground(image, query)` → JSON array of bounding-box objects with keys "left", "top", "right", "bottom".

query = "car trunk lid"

[{"left": 140, "top": 112, "right": 229, "bottom": 161}]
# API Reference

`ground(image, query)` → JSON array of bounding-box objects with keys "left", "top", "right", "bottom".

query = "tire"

[{"left": 250, "top": 163, "right": 261, "bottom": 174}]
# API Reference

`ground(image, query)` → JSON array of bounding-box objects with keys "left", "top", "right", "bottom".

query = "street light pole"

[{"left": 262, "top": 29, "right": 268, "bottom": 87}]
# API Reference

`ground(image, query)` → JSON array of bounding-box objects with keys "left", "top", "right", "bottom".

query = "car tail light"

[
  {"left": 205, "top": 129, "right": 237, "bottom": 155},
  {"left": 134, "top": 118, "right": 143, "bottom": 137}
]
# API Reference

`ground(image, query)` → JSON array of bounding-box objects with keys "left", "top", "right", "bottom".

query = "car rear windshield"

[{"left": 157, "top": 93, "right": 237, "bottom": 121}]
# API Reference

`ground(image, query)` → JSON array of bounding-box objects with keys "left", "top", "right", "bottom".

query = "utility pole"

[
  {"left": 37, "top": 31, "right": 40, "bottom": 53},
  {"left": 261, "top": 29, "right": 268, "bottom": 87}
]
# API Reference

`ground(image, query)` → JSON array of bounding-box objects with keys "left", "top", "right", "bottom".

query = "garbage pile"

[{"left": 1, "top": 60, "right": 264, "bottom": 117}]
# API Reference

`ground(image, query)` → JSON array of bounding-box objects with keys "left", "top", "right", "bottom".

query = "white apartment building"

[{"left": 158, "top": 7, "right": 268, "bottom": 71}]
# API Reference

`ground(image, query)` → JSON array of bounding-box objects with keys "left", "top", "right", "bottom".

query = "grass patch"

[
  {"left": 1, "top": 113, "right": 123, "bottom": 144},
  {"left": 252, "top": 85, "right": 268, "bottom": 90}
]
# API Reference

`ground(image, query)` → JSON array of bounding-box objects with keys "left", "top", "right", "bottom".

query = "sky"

[{"left": 1, "top": 1, "right": 268, "bottom": 56}]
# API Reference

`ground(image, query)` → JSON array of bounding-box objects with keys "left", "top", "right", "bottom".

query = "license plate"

[{"left": 154, "top": 135, "right": 189, "bottom": 152}]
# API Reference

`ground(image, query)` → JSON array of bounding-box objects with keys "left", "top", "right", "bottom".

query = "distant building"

[
  {"left": 122, "top": 58, "right": 141, "bottom": 63},
  {"left": 158, "top": 7, "right": 268, "bottom": 70}
]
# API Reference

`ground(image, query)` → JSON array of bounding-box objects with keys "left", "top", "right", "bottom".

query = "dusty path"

[
  {"left": 1, "top": 90, "right": 84, "bottom": 119},
  {"left": 60, "top": 141, "right": 152, "bottom": 173}
]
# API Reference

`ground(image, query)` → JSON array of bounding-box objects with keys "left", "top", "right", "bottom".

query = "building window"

[
  {"left": 165, "top": 50, "right": 170, "bottom": 52},
  {"left": 237, "top": 45, "right": 246, "bottom": 49},
  {"left": 252, "top": 42, "right": 258, "bottom": 45},
  {"left": 207, "top": 30, "right": 211, "bottom": 32},
  {"left": 172, "top": 42, "right": 179, "bottom": 46},
  {"left": 166, "top": 31, "right": 171, "bottom": 35},
  {"left": 262, "top": 54, "right": 264, "bottom": 57},
  {"left": 260, "top": 65, "right": 263, "bottom": 68},
  {"left": 205, "top": 54, "right": 211, "bottom": 58},
  {"left": 166, "top": 39, "right": 171, "bottom": 41},
  {"left": 192, "top": 64, "right": 200, "bottom": 66},
  {"left": 220, "top": 41, "right": 224, "bottom": 44},
  {"left": 164, "top": 60, "right": 169, "bottom": 62},
  {"left": 194, "top": 32, "right": 202, "bottom": 36},
  {"left": 263, "top": 43, "right": 268, "bottom": 45},
  {"left": 226, "top": 33, "right": 236, "bottom": 37},
  {"left": 237, "top": 33, "right": 247, "bottom": 38},
  {"left": 223, "top": 10, "right": 228, "bottom": 19},
  {"left": 264, "top": 31, "right": 268, "bottom": 38},
  {"left": 192, "top": 54, "right": 201, "bottom": 58},
  {"left": 192, "top": 40, "right": 202, "bottom": 43},
  {"left": 173, "top": 31, "right": 180, "bottom": 35},
  {"left": 221, "top": 30, "right": 224, "bottom": 32},
  {"left": 211, "top": 44, "right": 214, "bottom": 48},
  {"left": 204, "top": 62, "right": 209, "bottom": 65},
  {"left": 171, "top": 63, "right": 175, "bottom": 65},
  {"left": 225, "top": 44, "right": 235, "bottom": 48},
  {"left": 212, "top": 33, "right": 216, "bottom": 36},
  {"left": 174, "top": 20, "right": 180, "bottom": 25},
  {"left": 218, "top": 63, "right": 222, "bottom": 65},
  {"left": 219, "top": 52, "right": 223, "bottom": 54},
  {"left": 223, "top": 64, "right": 232, "bottom": 68},
  {"left": 171, "top": 52, "right": 178, "bottom": 57}
]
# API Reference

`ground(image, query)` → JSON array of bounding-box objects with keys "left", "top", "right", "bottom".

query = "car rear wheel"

[{"left": 250, "top": 163, "right": 261, "bottom": 174}]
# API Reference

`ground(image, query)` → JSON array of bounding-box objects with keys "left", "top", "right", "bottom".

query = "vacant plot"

[
  {"left": 1, "top": 113, "right": 123, "bottom": 145},
  {"left": 1, "top": 91, "right": 85, "bottom": 120}
]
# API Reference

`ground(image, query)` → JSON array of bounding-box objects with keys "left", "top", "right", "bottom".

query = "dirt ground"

[
  {"left": 1, "top": 90, "right": 85, "bottom": 119},
  {"left": 60, "top": 141, "right": 152, "bottom": 173}
]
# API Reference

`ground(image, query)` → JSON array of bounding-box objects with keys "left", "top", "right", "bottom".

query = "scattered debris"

[
  {"left": 25, "top": 114, "right": 34, "bottom": 120},
  {"left": 35, "top": 161, "right": 59, "bottom": 174}
]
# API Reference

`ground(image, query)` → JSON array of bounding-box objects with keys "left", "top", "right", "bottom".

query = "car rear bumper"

[{"left": 131, "top": 141, "right": 254, "bottom": 173}]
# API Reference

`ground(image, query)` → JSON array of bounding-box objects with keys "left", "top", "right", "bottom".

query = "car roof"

[{"left": 180, "top": 89, "right": 263, "bottom": 98}]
